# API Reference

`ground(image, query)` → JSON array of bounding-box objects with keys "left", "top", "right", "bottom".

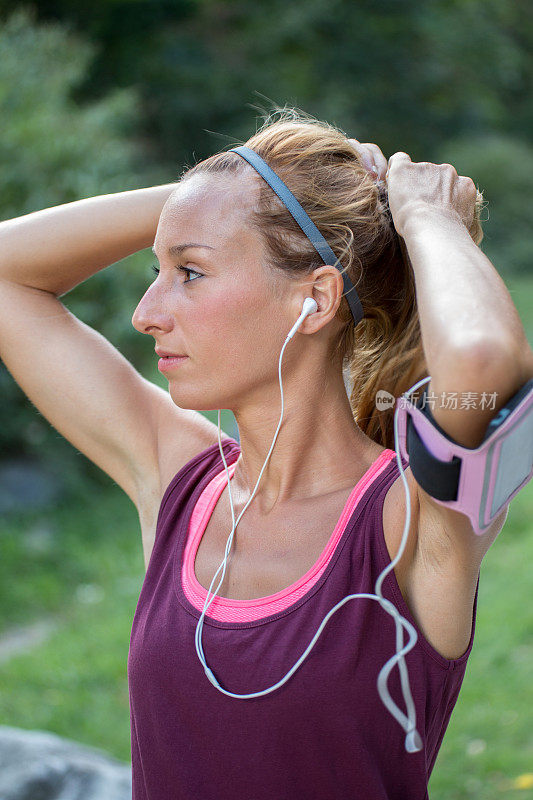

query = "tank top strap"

[{"left": 362, "top": 448, "right": 410, "bottom": 507}]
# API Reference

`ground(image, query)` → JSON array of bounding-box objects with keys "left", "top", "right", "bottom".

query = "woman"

[{"left": 1, "top": 109, "right": 531, "bottom": 799}]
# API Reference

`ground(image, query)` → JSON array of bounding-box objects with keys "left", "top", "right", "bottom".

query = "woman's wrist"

[{"left": 398, "top": 203, "right": 467, "bottom": 243}]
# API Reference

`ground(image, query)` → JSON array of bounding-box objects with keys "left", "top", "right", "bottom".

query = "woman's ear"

[
  {"left": 293, "top": 266, "right": 345, "bottom": 335},
  {"left": 308, "top": 266, "right": 346, "bottom": 320}
]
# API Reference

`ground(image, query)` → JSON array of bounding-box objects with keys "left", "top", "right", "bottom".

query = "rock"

[{"left": 0, "top": 726, "right": 131, "bottom": 799}]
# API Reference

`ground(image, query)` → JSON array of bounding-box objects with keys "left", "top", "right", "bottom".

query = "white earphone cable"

[{"left": 194, "top": 300, "right": 428, "bottom": 753}]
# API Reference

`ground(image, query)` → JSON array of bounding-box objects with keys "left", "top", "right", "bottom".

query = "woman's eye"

[
  {"left": 150, "top": 264, "right": 202, "bottom": 283},
  {"left": 179, "top": 266, "right": 202, "bottom": 283}
]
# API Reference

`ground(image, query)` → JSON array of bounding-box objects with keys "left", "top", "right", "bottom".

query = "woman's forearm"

[
  {"left": 0, "top": 183, "right": 177, "bottom": 297},
  {"left": 402, "top": 207, "right": 533, "bottom": 447},
  {"left": 402, "top": 207, "right": 532, "bottom": 368}
]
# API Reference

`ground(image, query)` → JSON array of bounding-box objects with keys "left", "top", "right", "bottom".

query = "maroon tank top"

[{"left": 128, "top": 438, "right": 479, "bottom": 799}]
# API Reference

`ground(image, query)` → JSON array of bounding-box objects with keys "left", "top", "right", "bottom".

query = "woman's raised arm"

[
  {"left": 0, "top": 183, "right": 176, "bottom": 296},
  {"left": 0, "top": 185, "right": 223, "bottom": 560}
]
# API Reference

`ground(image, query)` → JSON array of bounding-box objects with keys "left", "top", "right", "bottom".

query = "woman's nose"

[{"left": 131, "top": 287, "right": 172, "bottom": 335}]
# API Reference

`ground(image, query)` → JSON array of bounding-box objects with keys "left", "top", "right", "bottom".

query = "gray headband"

[{"left": 229, "top": 145, "right": 364, "bottom": 327}]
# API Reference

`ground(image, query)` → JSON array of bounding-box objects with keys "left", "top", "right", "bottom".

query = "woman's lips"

[{"left": 158, "top": 355, "right": 188, "bottom": 372}]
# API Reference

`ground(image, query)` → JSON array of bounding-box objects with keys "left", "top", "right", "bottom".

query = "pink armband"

[{"left": 395, "top": 379, "right": 533, "bottom": 535}]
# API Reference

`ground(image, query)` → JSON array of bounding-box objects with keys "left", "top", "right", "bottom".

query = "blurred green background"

[{"left": 0, "top": 2, "right": 532, "bottom": 797}]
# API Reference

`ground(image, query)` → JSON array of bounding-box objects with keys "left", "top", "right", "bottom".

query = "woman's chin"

[{"left": 167, "top": 383, "right": 220, "bottom": 412}]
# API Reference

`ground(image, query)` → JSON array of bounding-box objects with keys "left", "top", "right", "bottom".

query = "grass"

[
  {"left": 0, "top": 484, "right": 142, "bottom": 761},
  {"left": 0, "top": 272, "right": 532, "bottom": 795},
  {"left": 427, "top": 481, "right": 533, "bottom": 798}
]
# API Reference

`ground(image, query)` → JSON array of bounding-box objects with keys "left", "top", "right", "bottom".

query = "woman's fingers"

[
  {"left": 385, "top": 153, "right": 478, "bottom": 237},
  {"left": 348, "top": 146, "right": 479, "bottom": 239},
  {"left": 359, "top": 143, "right": 389, "bottom": 179},
  {"left": 386, "top": 151, "right": 412, "bottom": 177},
  {"left": 347, "top": 138, "right": 388, "bottom": 180}
]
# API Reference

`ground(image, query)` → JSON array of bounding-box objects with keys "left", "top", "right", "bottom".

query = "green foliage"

[
  {"left": 7, "top": 0, "right": 530, "bottom": 168},
  {"left": 0, "top": 8, "right": 145, "bottom": 217},
  {"left": 436, "top": 134, "right": 533, "bottom": 275}
]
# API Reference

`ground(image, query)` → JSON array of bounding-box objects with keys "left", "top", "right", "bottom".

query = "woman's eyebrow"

[{"left": 151, "top": 243, "right": 216, "bottom": 257}]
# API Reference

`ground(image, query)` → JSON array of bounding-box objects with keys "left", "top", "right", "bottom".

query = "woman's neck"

[{"left": 230, "top": 369, "right": 383, "bottom": 514}]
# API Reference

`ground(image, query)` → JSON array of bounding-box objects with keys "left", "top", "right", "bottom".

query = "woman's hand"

[
  {"left": 347, "top": 138, "right": 388, "bottom": 181},
  {"left": 347, "top": 138, "right": 480, "bottom": 241},
  {"left": 385, "top": 152, "right": 479, "bottom": 239}
]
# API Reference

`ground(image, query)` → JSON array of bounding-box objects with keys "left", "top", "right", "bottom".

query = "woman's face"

[{"left": 132, "top": 172, "right": 294, "bottom": 412}]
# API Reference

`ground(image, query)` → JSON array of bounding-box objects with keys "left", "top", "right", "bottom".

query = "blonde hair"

[{"left": 182, "top": 106, "right": 485, "bottom": 450}]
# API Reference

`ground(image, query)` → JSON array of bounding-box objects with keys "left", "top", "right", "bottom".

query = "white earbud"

[{"left": 286, "top": 297, "right": 318, "bottom": 341}]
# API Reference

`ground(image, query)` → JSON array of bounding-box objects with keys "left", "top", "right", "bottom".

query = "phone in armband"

[{"left": 395, "top": 378, "right": 533, "bottom": 535}]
